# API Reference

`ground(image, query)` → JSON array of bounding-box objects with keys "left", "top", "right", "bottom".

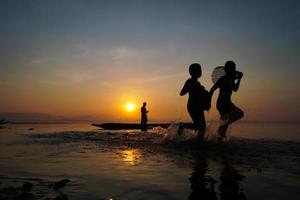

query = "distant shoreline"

[
  {"left": 5, "top": 120, "right": 300, "bottom": 125},
  {"left": 7, "top": 121, "right": 93, "bottom": 124}
]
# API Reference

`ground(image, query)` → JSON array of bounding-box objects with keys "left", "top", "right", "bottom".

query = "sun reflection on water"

[{"left": 120, "top": 149, "right": 141, "bottom": 166}]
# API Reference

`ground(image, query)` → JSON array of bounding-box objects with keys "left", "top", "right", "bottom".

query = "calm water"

[{"left": 0, "top": 122, "right": 299, "bottom": 199}]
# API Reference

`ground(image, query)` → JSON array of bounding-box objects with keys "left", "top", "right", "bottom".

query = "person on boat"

[
  {"left": 141, "top": 102, "right": 149, "bottom": 131},
  {"left": 180, "top": 63, "right": 210, "bottom": 139},
  {"left": 210, "top": 60, "right": 244, "bottom": 139}
]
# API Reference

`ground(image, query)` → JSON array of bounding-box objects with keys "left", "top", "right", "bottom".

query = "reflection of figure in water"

[
  {"left": 210, "top": 61, "right": 244, "bottom": 139},
  {"left": 188, "top": 153, "right": 217, "bottom": 200},
  {"left": 180, "top": 63, "right": 210, "bottom": 139},
  {"left": 140, "top": 102, "right": 149, "bottom": 131},
  {"left": 188, "top": 153, "right": 246, "bottom": 200},
  {"left": 219, "top": 162, "right": 246, "bottom": 200}
]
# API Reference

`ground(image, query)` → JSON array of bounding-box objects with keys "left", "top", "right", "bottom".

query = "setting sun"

[{"left": 124, "top": 103, "right": 136, "bottom": 112}]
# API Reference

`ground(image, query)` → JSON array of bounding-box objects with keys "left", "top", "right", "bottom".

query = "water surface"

[{"left": 0, "top": 122, "right": 299, "bottom": 199}]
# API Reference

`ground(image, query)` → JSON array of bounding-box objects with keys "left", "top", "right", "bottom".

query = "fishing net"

[{"left": 212, "top": 66, "right": 226, "bottom": 84}]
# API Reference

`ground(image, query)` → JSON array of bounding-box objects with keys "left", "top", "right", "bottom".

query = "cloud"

[
  {"left": 32, "top": 44, "right": 183, "bottom": 88},
  {"left": 38, "top": 68, "right": 98, "bottom": 86},
  {"left": 109, "top": 46, "right": 154, "bottom": 61},
  {"left": 56, "top": 68, "right": 98, "bottom": 85},
  {"left": 30, "top": 58, "right": 49, "bottom": 66},
  {"left": 130, "top": 72, "right": 185, "bottom": 83}
]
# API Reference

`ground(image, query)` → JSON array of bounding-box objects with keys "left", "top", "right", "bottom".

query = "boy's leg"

[
  {"left": 218, "top": 106, "right": 243, "bottom": 138},
  {"left": 218, "top": 124, "right": 229, "bottom": 138},
  {"left": 189, "top": 110, "right": 206, "bottom": 140},
  {"left": 227, "top": 107, "right": 244, "bottom": 125},
  {"left": 196, "top": 112, "right": 206, "bottom": 141},
  {"left": 218, "top": 110, "right": 230, "bottom": 138},
  {"left": 188, "top": 110, "right": 198, "bottom": 129}
]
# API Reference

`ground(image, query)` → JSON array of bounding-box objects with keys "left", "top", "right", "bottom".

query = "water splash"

[
  {"left": 152, "top": 123, "right": 197, "bottom": 143},
  {"left": 152, "top": 120, "right": 232, "bottom": 143},
  {"left": 204, "top": 120, "right": 231, "bottom": 142}
]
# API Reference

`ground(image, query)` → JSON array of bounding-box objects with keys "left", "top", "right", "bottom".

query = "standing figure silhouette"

[
  {"left": 210, "top": 61, "right": 244, "bottom": 139},
  {"left": 140, "top": 102, "right": 148, "bottom": 131},
  {"left": 180, "top": 63, "right": 210, "bottom": 139}
]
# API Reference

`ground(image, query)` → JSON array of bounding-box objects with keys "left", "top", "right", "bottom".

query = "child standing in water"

[
  {"left": 210, "top": 61, "right": 244, "bottom": 139},
  {"left": 180, "top": 63, "right": 210, "bottom": 139}
]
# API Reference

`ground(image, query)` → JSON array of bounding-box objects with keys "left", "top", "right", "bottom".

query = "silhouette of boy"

[
  {"left": 210, "top": 61, "right": 244, "bottom": 138},
  {"left": 180, "top": 63, "right": 210, "bottom": 137},
  {"left": 141, "top": 102, "right": 148, "bottom": 131}
]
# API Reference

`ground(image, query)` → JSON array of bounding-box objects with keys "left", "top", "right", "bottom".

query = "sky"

[{"left": 0, "top": 0, "right": 299, "bottom": 122}]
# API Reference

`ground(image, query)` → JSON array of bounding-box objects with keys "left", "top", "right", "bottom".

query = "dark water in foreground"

[{"left": 0, "top": 122, "right": 299, "bottom": 200}]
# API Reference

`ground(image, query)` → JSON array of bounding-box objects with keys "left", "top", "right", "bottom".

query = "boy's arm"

[
  {"left": 233, "top": 73, "right": 243, "bottom": 92},
  {"left": 180, "top": 80, "right": 189, "bottom": 96},
  {"left": 209, "top": 79, "right": 220, "bottom": 95}
]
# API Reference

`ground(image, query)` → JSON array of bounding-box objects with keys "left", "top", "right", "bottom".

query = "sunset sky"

[{"left": 0, "top": 0, "right": 299, "bottom": 122}]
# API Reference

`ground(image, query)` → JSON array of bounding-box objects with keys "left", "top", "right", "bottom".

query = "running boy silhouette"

[
  {"left": 180, "top": 63, "right": 210, "bottom": 138},
  {"left": 210, "top": 61, "right": 244, "bottom": 138}
]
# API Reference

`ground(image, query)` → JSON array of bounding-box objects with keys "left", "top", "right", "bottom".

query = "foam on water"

[
  {"left": 152, "top": 120, "right": 230, "bottom": 143},
  {"left": 152, "top": 123, "right": 197, "bottom": 143}
]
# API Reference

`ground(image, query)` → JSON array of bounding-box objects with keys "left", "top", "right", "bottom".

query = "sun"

[{"left": 124, "top": 103, "right": 136, "bottom": 112}]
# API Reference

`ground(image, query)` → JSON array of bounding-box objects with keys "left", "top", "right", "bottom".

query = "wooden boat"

[
  {"left": 91, "top": 123, "right": 194, "bottom": 130},
  {"left": 0, "top": 119, "right": 8, "bottom": 125}
]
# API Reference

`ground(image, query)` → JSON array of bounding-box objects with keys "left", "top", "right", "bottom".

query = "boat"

[
  {"left": 0, "top": 119, "right": 8, "bottom": 125},
  {"left": 91, "top": 123, "right": 194, "bottom": 130}
]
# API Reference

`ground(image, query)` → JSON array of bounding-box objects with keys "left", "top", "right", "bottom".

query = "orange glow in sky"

[{"left": 0, "top": 1, "right": 299, "bottom": 122}]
